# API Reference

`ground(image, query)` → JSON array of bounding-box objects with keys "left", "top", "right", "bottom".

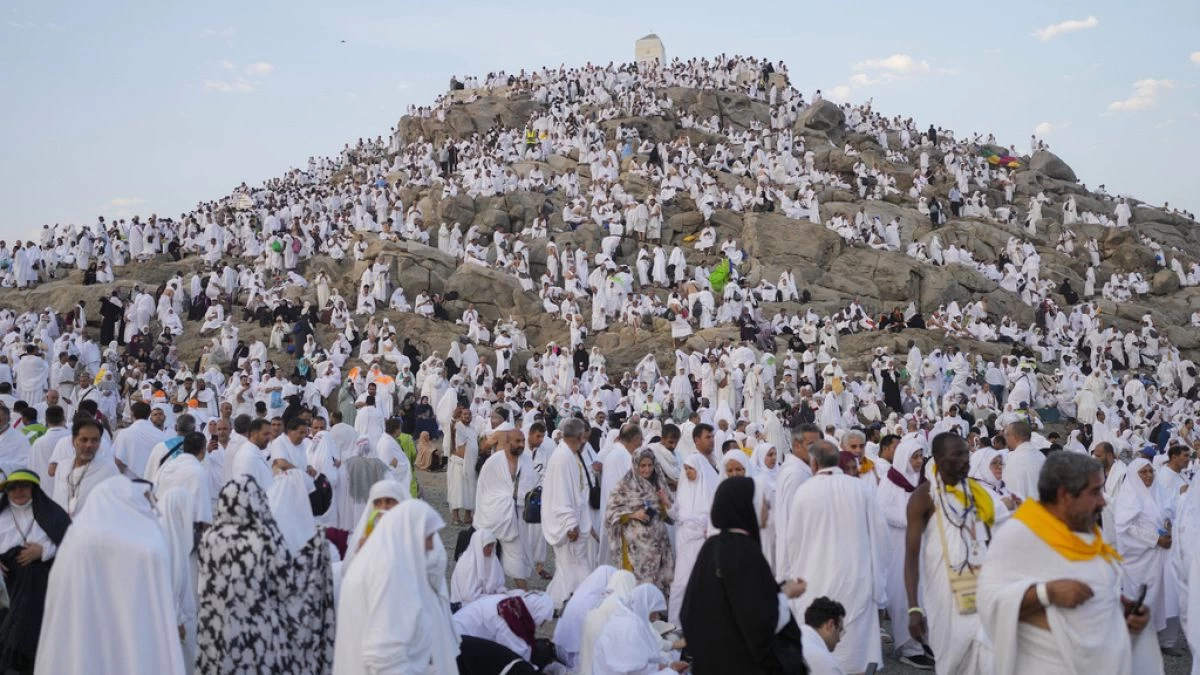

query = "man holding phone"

[{"left": 977, "top": 452, "right": 1156, "bottom": 674}]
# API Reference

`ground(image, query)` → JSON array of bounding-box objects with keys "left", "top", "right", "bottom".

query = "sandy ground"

[{"left": 417, "top": 469, "right": 1193, "bottom": 673}]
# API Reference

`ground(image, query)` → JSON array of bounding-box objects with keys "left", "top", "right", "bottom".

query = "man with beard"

[{"left": 474, "top": 428, "right": 537, "bottom": 590}]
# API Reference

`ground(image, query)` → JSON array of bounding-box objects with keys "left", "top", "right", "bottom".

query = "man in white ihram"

[{"left": 978, "top": 452, "right": 1161, "bottom": 675}]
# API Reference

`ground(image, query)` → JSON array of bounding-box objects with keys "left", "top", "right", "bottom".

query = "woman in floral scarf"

[{"left": 604, "top": 449, "right": 675, "bottom": 595}]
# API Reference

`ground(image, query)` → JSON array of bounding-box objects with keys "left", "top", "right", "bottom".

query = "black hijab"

[
  {"left": 709, "top": 476, "right": 759, "bottom": 540},
  {"left": 681, "top": 476, "right": 804, "bottom": 674}
]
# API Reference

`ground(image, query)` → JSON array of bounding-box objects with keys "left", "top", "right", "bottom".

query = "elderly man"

[
  {"left": 784, "top": 440, "right": 885, "bottom": 674},
  {"left": 978, "top": 452, "right": 1159, "bottom": 675},
  {"left": 542, "top": 417, "right": 598, "bottom": 607}
]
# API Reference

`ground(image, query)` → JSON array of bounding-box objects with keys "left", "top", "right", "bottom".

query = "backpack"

[
  {"left": 291, "top": 237, "right": 302, "bottom": 254},
  {"left": 522, "top": 486, "right": 543, "bottom": 524}
]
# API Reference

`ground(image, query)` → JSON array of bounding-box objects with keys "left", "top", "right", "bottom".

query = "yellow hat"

[{"left": 1, "top": 469, "right": 40, "bottom": 489}]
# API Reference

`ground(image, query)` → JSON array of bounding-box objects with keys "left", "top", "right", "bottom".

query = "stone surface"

[{"left": 1030, "top": 150, "right": 1078, "bottom": 183}]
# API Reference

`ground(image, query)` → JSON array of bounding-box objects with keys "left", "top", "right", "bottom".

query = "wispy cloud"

[
  {"left": 1108, "top": 79, "right": 1174, "bottom": 112},
  {"left": 1035, "top": 121, "right": 1070, "bottom": 136},
  {"left": 204, "top": 61, "right": 275, "bottom": 94},
  {"left": 107, "top": 197, "right": 144, "bottom": 207},
  {"left": 204, "top": 77, "right": 255, "bottom": 94},
  {"left": 832, "top": 54, "right": 954, "bottom": 97},
  {"left": 1191, "top": 51, "right": 1200, "bottom": 65},
  {"left": 202, "top": 27, "right": 236, "bottom": 39},
  {"left": 826, "top": 85, "right": 853, "bottom": 103},
  {"left": 854, "top": 54, "right": 930, "bottom": 77},
  {"left": 1032, "top": 16, "right": 1099, "bottom": 42},
  {"left": 244, "top": 62, "right": 274, "bottom": 76},
  {"left": 45, "top": 22, "right": 64, "bottom": 31}
]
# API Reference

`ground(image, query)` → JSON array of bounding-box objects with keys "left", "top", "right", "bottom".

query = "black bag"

[
  {"left": 475, "top": 450, "right": 490, "bottom": 475},
  {"left": 309, "top": 473, "right": 333, "bottom": 516},
  {"left": 523, "top": 486, "right": 543, "bottom": 523},
  {"left": 575, "top": 449, "right": 601, "bottom": 510},
  {"left": 664, "top": 309, "right": 676, "bottom": 322}
]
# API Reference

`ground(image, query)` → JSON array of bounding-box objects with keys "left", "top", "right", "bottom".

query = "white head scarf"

[
  {"left": 579, "top": 571, "right": 638, "bottom": 675},
  {"left": 340, "top": 479, "right": 410, "bottom": 575},
  {"left": 449, "top": 527, "right": 506, "bottom": 605},
  {"left": 1115, "top": 458, "right": 1163, "bottom": 532},
  {"left": 267, "top": 469, "right": 317, "bottom": 555},
  {"left": 553, "top": 565, "right": 618, "bottom": 660},
  {"left": 333, "top": 500, "right": 458, "bottom": 674}
]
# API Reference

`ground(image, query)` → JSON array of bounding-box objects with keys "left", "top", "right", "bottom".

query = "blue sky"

[{"left": 2, "top": 0, "right": 1197, "bottom": 242}]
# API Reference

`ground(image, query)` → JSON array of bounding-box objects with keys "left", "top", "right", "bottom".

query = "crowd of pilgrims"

[{"left": 0, "top": 53, "right": 1197, "bottom": 674}]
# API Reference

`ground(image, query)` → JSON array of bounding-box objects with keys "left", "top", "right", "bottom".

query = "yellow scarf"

[
  {"left": 1013, "top": 499, "right": 1122, "bottom": 563},
  {"left": 943, "top": 478, "right": 996, "bottom": 528}
]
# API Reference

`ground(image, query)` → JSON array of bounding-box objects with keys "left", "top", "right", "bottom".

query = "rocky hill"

[{"left": 4, "top": 64, "right": 1198, "bottom": 387}]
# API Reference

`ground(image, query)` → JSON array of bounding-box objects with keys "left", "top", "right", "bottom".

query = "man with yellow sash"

[
  {"left": 904, "top": 432, "right": 993, "bottom": 674},
  {"left": 977, "top": 452, "right": 1161, "bottom": 675}
]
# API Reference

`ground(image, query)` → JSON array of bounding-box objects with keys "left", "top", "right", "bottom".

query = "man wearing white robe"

[
  {"left": 14, "top": 345, "right": 49, "bottom": 405},
  {"left": 904, "top": 432, "right": 993, "bottom": 674},
  {"left": 978, "top": 452, "right": 1159, "bottom": 675},
  {"left": 784, "top": 440, "right": 885, "bottom": 674},
  {"left": 113, "top": 401, "right": 169, "bottom": 477},
  {"left": 543, "top": 418, "right": 597, "bottom": 608},
  {"left": 774, "top": 424, "right": 818, "bottom": 574},
  {"left": 1092, "top": 441, "right": 1128, "bottom": 547},
  {"left": 474, "top": 428, "right": 537, "bottom": 589},
  {"left": 1001, "top": 421, "right": 1044, "bottom": 500},
  {"left": 52, "top": 418, "right": 119, "bottom": 517},
  {"left": 0, "top": 405, "right": 32, "bottom": 477},
  {"left": 597, "top": 424, "right": 642, "bottom": 566},
  {"left": 447, "top": 407, "right": 480, "bottom": 526},
  {"left": 36, "top": 476, "right": 187, "bottom": 675},
  {"left": 229, "top": 418, "right": 275, "bottom": 492},
  {"left": 155, "top": 432, "right": 214, "bottom": 526}
]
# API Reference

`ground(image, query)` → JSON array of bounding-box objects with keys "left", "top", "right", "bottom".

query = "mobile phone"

[
  {"left": 865, "top": 664, "right": 878, "bottom": 675},
  {"left": 1127, "top": 584, "right": 1148, "bottom": 616}
]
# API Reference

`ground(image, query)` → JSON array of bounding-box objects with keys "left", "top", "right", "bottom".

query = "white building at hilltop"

[{"left": 635, "top": 34, "right": 664, "bottom": 65}]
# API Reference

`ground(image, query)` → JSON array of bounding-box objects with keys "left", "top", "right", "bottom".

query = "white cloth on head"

[
  {"left": 158, "top": 488, "right": 199, "bottom": 674},
  {"left": 36, "top": 476, "right": 187, "bottom": 674},
  {"left": 333, "top": 499, "right": 459, "bottom": 675},
  {"left": 450, "top": 527, "right": 506, "bottom": 605},
  {"left": 268, "top": 469, "right": 318, "bottom": 555},
  {"left": 578, "top": 571, "right": 639, "bottom": 675},
  {"left": 553, "top": 565, "right": 617, "bottom": 669}
]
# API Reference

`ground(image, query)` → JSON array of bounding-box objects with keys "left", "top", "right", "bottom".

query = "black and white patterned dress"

[{"left": 196, "top": 476, "right": 295, "bottom": 674}]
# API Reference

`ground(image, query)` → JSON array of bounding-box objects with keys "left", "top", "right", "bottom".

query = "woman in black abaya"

[
  {"left": 0, "top": 470, "right": 70, "bottom": 674},
  {"left": 680, "top": 476, "right": 808, "bottom": 675}
]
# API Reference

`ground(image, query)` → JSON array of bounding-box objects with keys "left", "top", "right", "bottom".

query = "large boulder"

[
  {"left": 1151, "top": 269, "right": 1180, "bottom": 296},
  {"left": 1030, "top": 151, "right": 1077, "bottom": 183},
  {"left": 444, "top": 264, "right": 540, "bottom": 322},
  {"left": 1102, "top": 229, "right": 1157, "bottom": 273},
  {"left": 742, "top": 212, "right": 842, "bottom": 281},
  {"left": 796, "top": 100, "right": 845, "bottom": 133}
]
